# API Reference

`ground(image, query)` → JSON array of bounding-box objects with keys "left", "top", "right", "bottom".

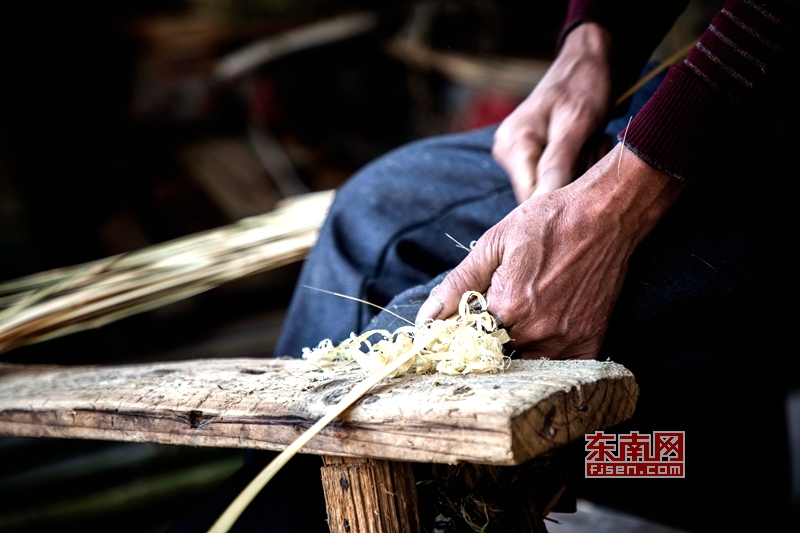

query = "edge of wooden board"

[{"left": 0, "top": 358, "right": 638, "bottom": 465}]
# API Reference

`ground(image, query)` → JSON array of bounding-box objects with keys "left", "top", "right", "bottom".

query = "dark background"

[
  {"left": 6, "top": 1, "right": 790, "bottom": 532},
  {"left": 0, "top": 2, "right": 568, "bottom": 531}
]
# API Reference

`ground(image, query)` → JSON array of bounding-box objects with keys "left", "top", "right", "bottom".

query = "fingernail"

[{"left": 415, "top": 296, "right": 443, "bottom": 325}]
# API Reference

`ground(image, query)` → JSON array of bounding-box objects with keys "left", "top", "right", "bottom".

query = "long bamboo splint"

[{"left": 0, "top": 190, "right": 334, "bottom": 356}]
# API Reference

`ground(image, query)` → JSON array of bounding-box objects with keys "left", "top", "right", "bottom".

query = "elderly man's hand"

[
  {"left": 416, "top": 146, "right": 684, "bottom": 360},
  {"left": 493, "top": 23, "right": 613, "bottom": 202}
]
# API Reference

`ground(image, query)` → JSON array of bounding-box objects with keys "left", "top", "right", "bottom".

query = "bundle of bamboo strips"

[{"left": 0, "top": 190, "right": 334, "bottom": 356}]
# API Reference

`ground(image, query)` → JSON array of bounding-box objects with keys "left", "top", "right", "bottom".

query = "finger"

[
  {"left": 493, "top": 124, "right": 545, "bottom": 204},
  {"left": 535, "top": 106, "right": 599, "bottom": 194},
  {"left": 508, "top": 147, "right": 540, "bottom": 203},
  {"left": 483, "top": 266, "right": 527, "bottom": 339},
  {"left": 415, "top": 240, "right": 498, "bottom": 323}
]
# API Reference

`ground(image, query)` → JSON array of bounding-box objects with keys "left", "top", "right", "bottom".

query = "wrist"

[
  {"left": 560, "top": 22, "right": 612, "bottom": 65},
  {"left": 575, "top": 144, "right": 684, "bottom": 245}
]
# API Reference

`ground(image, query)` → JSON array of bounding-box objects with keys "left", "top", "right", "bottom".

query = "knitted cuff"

[
  {"left": 621, "top": 66, "right": 738, "bottom": 181},
  {"left": 558, "top": 1, "right": 689, "bottom": 102}
]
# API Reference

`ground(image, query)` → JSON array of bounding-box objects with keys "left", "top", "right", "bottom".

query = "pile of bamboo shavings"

[
  {"left": 0, "top": 190, "right": 334, "bottom": 355},
  {"left": 302, "top": 291, "right": 511, "bottom": 376},
  {"left": 208, "top": 290, "right": 510, "bottom": 533}
]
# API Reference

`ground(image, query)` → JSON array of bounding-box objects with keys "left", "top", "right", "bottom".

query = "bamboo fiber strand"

[
  {"left": 0, "top": 190, "right": 334, "bottom": 355},
  {"left": 207, "top": 347, "right": 418, "bottom": 533}
]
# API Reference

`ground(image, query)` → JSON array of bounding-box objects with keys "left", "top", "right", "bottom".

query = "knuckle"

[
  {"left": 494, "top": 122, "right": 546, "bottom": 154},
  {"left": 493, "top": 119, "right": 516, "bottom": 149},
  {"left": 554, "top": 98, "right": 603, "bottom": 130},
  {"left": 491, "top": 142, "right": 507, "bottom": 166},
  {"left": 444, "top": 265, "right": 483, "bottom": 295},
  {"left": 517, "top": 125, "right": 548, "bottom": 150},
  {"left": 489, "top": 299, "right": 516, "bottom": 329},
  {"left": 480, "top": 228, "right": 505, "bottom": 262}
]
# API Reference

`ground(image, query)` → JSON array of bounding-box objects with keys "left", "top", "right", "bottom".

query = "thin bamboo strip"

[
  {"left": 0, "top": 259, "right": 124, "bottom": 322},
  {"left": 0, "top": 257, "right": 306, "bottom": 351},
  {"left": 0, "top": 232, "right": 318, "bottom": 351},
  {"left": 0, "top": 231, "right": 318, "bottom": 343},
  {"left": 0, "top": 190, "right": 334, "bottom": 355},
  {"left": 0, "top": 231, "right": 318, "bottom": 342},
  {"left": 613, "top": 40, "right": 698, "bottom": 107},
  {"left": 0, "top": 292, "right": 35, "bottom": 309},
  {"left": 0, "top": 191, "right": 331, "bottom": 296},
  {"left": 0, "top": 285, "right": 215, "bottom": 353},
  {"left": 207, "top": 347, "right": 419, "bottom": 533},
  {"left": 0, "top": 264, "right": 106, "bottom": 296},
  {"left": 0, "top": 264, "right": 211, "bottom": 336}
]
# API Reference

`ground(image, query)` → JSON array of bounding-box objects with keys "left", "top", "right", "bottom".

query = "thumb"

[
  {"left": 415, "top": 240, "right": 498, "bottom": 323},
  {"left": 531, "top": 167, "right": 570, "bottom": 197},
  {"left": 534, "top": 109, "right": 597, "bottom": 195},
  {"left": 534, "top": 142, "right": 579, "bottom": 196},
  {"left": 504, "top": 141, "right": 542, "bottom": 204}
]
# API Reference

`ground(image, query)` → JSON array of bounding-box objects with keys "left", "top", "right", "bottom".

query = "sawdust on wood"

[{"left": 302, "top": 291, "right": 511, "bottom": 376}]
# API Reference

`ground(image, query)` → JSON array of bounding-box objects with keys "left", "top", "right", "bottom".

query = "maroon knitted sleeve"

[
  {"left": 623, "top": 0, "right": 798, "bottom": 181},
  {"left": 561, "top": 0, "right": 798, "bottom": 181},
  {"left": 560, "top": 0, "right": 690, "bottom": 100}
]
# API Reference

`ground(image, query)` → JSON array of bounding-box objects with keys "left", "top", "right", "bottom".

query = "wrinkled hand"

[
  {"left": 416, "top": 145, "right": 684, "bottom": 360},
  {"left": 493, "top": 23, "right": 613, "bottom": 202}
]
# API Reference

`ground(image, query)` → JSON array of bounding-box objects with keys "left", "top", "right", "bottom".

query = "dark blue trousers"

[
  {"left": 277, "top": 115, "right": 796, "bottom": 530},
  {"left": 172, "top": 80, "right": 797, "bottom": 531}
]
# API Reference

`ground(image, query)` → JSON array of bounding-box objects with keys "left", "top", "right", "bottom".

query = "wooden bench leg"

[
  {"left": 321, "top": 456, "right": 421, "bottom": 533},
  {"left": 427, "top": 460, "right": 566, "bottom": 533}
]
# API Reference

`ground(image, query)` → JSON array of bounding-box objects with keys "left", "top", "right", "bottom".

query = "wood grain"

[
  {"left": 321, "top": 456, "right": 420, "bottom": 533},
  {"left": 0, "top": 358, "right": 637, "bottom": 465}
]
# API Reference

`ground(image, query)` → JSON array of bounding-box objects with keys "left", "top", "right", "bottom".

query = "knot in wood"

[{"left": 188, "top": 410, "right": 204, "bottom": 429}]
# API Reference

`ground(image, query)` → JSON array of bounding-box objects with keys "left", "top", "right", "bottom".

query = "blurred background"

[
  {"left": 0, "top": 0, "right": 575, "bottom": 367},
  {"left": 0, "top": 1, "right": 760, "bottom": 532}
]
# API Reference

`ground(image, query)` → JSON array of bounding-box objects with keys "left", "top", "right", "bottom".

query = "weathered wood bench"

[{"left": 0, "top": 358, "right": 637, "bottom": 532}]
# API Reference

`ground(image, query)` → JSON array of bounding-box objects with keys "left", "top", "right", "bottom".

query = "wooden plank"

[{"left": 0, "top": 358, "right": 637, "bottom": 465}]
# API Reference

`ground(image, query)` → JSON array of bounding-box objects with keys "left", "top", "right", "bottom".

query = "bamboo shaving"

[
  {"left": 208, "top": 291, "right": 510, "bottom": 533},
  {"left": 302, "top": 291, "right": 511, "bottom": 376},
  {"left": 207, "top": 346, "right": 419, "bottom": 533}
]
